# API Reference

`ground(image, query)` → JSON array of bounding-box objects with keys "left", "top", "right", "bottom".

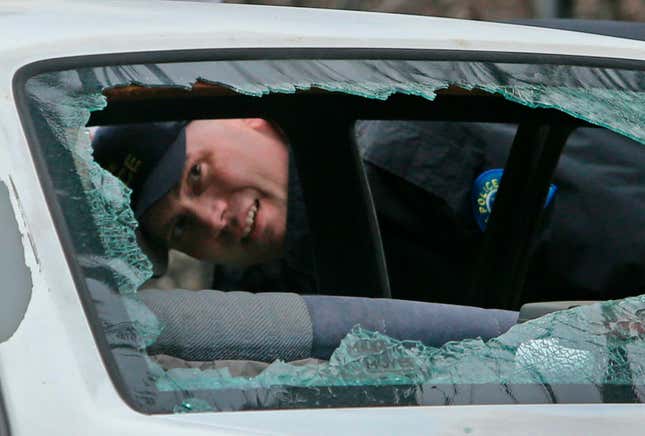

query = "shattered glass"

[
  {"left": 21, "top": 58, "right": 645, "bottom": 412},
  {"left": 24, "top": 74, "right": 162, "bottom": 352},
  {"left": 79, "top": 61, "right": 644, "bottom": 143}
]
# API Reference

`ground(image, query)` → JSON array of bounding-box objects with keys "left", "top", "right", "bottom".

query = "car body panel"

[
  {"left": 0, "top": 0, "right": 644, "bottom": 72},
  {"left": 1, "top": 1, "right": 644, "bottom": 434}
]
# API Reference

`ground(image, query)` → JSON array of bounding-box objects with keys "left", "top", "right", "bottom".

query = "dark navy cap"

[
  {"left": 92, "top": 121, "right": 188, "bottom": 218},
  {"left": 92, "top": 121, "right": 189, "bottom": 276}
]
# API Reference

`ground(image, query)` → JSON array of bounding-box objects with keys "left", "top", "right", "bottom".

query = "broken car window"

[{"left": 19, "top": 58, "right": 645, "bottom": 413}]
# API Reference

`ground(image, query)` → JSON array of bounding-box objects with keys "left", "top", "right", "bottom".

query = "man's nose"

[{"left": 188, "top": 198, "right": 228, "bottom": 234}]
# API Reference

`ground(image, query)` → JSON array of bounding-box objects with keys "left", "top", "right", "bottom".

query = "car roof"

[
  {"left": 1, "top": 0, "right": 644, "bottom": 72},
  {"left": 507, "top": 19, "right": 645, "bottom": 42}
]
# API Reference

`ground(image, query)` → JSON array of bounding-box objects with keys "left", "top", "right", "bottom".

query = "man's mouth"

[{"left": 242, "top": 199, "right": 259, "bottom": 240}]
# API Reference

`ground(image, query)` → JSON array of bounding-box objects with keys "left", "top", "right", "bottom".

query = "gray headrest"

[{"left": 141, "top": 289, "right": 313, "bottom": 362}]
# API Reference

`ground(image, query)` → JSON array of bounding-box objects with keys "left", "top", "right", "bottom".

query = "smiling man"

[
  {"left": 92, "top": 119, "right": 295, "bottom": 277},
  {"left": 141, "top": 119, "right": 289, "bottom": 267}
]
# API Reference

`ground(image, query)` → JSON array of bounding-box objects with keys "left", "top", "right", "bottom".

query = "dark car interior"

[{"left": 90, "top": 83, "right": 595, "bottom": 310}]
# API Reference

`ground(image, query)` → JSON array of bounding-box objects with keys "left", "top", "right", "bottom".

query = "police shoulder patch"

[
  {"left": 472, "top": 169, "right": 557, "bottom": 231},
  {"left": 472, "top": 169, "right": 503, "bottom": 231}
]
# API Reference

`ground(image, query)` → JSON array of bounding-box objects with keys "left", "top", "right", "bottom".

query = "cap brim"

[
  {"left": 133, "top": 127, "right": 187, "bottom": 277},
  {"left": 134, "top": 128, "right": 187, "bottom": 218}
]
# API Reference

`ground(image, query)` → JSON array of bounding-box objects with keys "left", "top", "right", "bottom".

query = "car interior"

[{"left": 90, "top": 83, "right": 593, "bottom": 309}]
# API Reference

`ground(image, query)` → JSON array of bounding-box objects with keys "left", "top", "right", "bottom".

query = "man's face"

[{"left": 142, "top": 119, "right": 289, "bottom": 267}]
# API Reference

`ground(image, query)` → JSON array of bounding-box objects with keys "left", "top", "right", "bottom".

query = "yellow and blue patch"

[{"left": 472, "top": 169, "right": 557, "bottom": 231}]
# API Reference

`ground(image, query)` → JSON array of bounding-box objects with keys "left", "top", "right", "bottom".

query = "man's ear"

[
  {"left": 242, "top": 118, "right": 284, "bottom": 142},
  {"left": 241, "top": 118, "right": 270, "bottom": 131}
]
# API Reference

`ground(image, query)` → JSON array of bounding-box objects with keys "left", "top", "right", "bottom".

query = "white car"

[{"left": 1, "top": 1, "right": 645, "bottom": 435}]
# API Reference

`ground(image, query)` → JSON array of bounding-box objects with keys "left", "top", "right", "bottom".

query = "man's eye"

[{"left": 189, "top": 163, "right": 202, "bottom": 182}]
